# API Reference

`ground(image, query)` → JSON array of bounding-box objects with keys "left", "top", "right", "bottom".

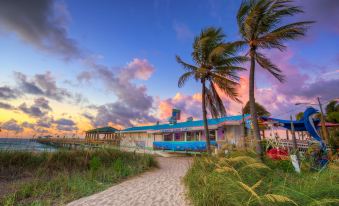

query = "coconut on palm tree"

[
  {"left": 236, "top": 0, "right": 313, "bottom": 156},
  {"left": 177, "top": 27, "right": 247, "bottom": 154}
]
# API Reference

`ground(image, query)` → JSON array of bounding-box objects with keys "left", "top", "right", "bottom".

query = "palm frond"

[
  {"left": 255, "top": 52, "right": 285, "bottom": 82},
  {"left": 257, "top": 21, "right": 314, "bottom": 51},
  {"left": 204, "top": 86, "right": 219, "bottom": 119},
  {"left": 176, "top": 55, "right": 198, "bottom": 72},
  {"left": 211, "top": 74, "right": 241, "bottom": 103},
  {"left": 210, "top": 81, "right": 227, "bottom": 117},
  {"left": 178, "top": 71, "right": 194, "bottom": 88}
]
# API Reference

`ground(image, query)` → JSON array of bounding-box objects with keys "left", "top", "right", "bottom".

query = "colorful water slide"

[{"left": 262, "top": 107, "right": 326, "bottom": 150}]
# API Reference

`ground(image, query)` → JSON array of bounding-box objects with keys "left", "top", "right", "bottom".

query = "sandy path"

[{"left": 68, "top": 157, "right": 192, "bottom": 206}]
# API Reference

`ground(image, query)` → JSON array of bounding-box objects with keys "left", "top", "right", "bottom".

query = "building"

[{"left": 119, "top": 114, "right": 250, "bottom": 152}]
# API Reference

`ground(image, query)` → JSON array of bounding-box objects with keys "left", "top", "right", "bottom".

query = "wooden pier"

[{"left": 36, "top": 126, "right": 121, "bottom": 149}]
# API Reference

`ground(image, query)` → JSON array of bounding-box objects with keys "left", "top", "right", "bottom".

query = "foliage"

[
  {"left": 185, "top": 152, "right": 339, "bottom": 206},
  {"left": 328, "top": 130, "right": 339, "bottom": 154},
  {"left": 177, "top": 27, "right": 246, "bottom": 153},
  {"left": 177, "top": 27, "right": 246, "bottom": 118},
  {"left": 236, "top": 0, "right": 313, "bottom": 156},
  {"left": 0, "top": 149, "right": 156, "bottom": 205},
  {"left": 326, "top": 100, "right": 339, "bottom": 114},
  {"left": 89, "top": 156, "right": 101, "bottom": 173},
  {"left": 295, "top": 112, "right": 304, "bottom": 121},
  {"left": 327, "top": 112, "right": 339, "bottom": 123},
  {"left": 325, "top": 100, "right": 339, "bottom": 123},
  {"left": 243, "top": 101, "right": 270, "bottom": 117}
]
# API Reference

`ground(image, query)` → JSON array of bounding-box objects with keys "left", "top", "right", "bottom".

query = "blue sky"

[{"left": 0, "top": 0, "right": 338, "bottom": 136}]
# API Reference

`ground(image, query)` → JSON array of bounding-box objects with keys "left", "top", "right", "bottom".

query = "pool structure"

[{"left": 153, "top": 141, "right": 218, "bottom": 152}]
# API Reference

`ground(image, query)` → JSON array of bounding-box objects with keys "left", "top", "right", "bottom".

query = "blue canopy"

[
  {"left": 262, "top": 107, "right": 325, "bottom": 150},
  {"left": 261, "top": 117, "right": 320, "bottom": 131}
]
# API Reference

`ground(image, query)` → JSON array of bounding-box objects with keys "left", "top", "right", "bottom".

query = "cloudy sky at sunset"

[{"left": 0, "top": 0, "right": 338, "bottom": 137}]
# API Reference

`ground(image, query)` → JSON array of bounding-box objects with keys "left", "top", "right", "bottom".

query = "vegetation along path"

[{"left": 68, "top": 157, "right": 192, "bottom": 206}]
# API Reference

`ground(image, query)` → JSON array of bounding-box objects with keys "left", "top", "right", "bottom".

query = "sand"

[{"left": 67, "top": 157, "right": 192, "bottom": 206}]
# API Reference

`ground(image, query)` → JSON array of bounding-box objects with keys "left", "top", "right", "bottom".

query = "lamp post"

[{"left": 295, "top": 97, "right": 328, "bottom": 142}]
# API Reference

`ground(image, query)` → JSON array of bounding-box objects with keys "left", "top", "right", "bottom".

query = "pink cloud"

[
  {"left": 155, "top": 92, "right": 202, "bottom": 121},
  {"left": 120, "top": 58, "right": 155, "bottom": 81}
]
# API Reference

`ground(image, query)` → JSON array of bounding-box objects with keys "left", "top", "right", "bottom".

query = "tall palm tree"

[
  {"left": 177, "top": 27, "right": 246, "bottom": 154},
  {"left": 236, "top": 0, "right": 313, "bottom": 156}
]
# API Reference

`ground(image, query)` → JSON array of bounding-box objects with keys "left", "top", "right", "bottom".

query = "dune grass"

[
  {"left": 185, "top": 151, "right": 339, "bottom": 206},
  {"left": 0, "top": 149, "right": 156, "bottom": 206}
]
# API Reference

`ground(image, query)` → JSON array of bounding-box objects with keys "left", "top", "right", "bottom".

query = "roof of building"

[
  {"left": 122, "top": 114, "right": 250, "bottom": 133},
  {"left": 86, "top": 126, "right": 118, "bottom": 133}
]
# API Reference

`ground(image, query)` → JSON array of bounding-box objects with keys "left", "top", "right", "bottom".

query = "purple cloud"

[
  {"left": 0, "top": 86, "right": 21, "bottom": 100},
  {"left": 79, "top": 58, "right": 157, "bottom": 127},
  {"left": 54, "top": 118, "right": 78, "bottom": 131},
  {"left": 0, "top": 119, "right": 23, "bottom": 133},
  {"left": 18, "top": 97, "right": 52, "bottom": 118},
  {"left": 0, "top": 0, "right": 81, "bottom": 60},
  {"left": 0, "top": 101, "right": 14, "bottom": 110}
]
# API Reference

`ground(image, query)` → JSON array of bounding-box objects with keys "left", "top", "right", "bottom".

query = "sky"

[{"left": 0, "top": 0, "right": 338, "bottom": 137}]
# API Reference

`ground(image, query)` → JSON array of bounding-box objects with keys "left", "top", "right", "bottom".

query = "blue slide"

[
  {"left": 261, "top": 107, "right": 326, "bottom": 150},
  {"left": 303, "top": 107, "right": 326, "bottom": 150}
]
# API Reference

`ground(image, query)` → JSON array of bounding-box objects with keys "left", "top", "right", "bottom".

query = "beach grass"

[
  {"left": 0, "top": 149, "right": 156, "bottom": 205},
  {"left": 184, "top": 151, "right": 339, "bottom": 206}
]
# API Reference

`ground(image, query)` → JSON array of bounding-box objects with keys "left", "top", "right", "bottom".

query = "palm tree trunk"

[
  {"left": 202, "top": 79, "right": 211, "bottom": 154},
  {"left": 249, "top": 47, "right": 263, "bottom": 157}
]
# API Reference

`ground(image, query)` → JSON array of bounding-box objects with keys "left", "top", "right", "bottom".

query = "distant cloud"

[
  {"left": 0, "top": 101, "right": 14, "bottom": 110},
  {"left": 79, "top": 58, "right": 157, "bottom": 127},
  {"left": 18, "top": 97, "right": 52, "bottom": 118},
  {"left": 0, "top": 119, "right": 23, "bottom": 133},
  {"left": 21, "top": 121, "right": 35, "bottom": 129},
  {"left": 0, "top": 0, "right": 81, "bottom": 60},
  {"left": 173, "top": 22, "right": 193, "bottom": 40},
  {"left": 156, "top": 93, "right": 202, "bottom": 121},
  {"left": 14, "top": 71, "right": 74, "bottom": 102},
  {"left": 54, "top": 118, "right": 78, "bottom": 131},
  {"left": 19, "top": 103, "right": 47, "bottom": 118},
  {"left": 0, "top": 86, "right": 20, "bottom": 100},
  {"left": 36, "top": 116, "right": 53, "bottom": 128}
]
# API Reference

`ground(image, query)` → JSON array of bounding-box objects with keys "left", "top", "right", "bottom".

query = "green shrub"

[
  {"left": 185, "top": 153, "right": 339, "bottom": 206},
  {"left": 0, "top": 149, "right": 156, "bottom": 205},
  {"left": 89, "top": 156, "right": 101, "bottom": 172}
]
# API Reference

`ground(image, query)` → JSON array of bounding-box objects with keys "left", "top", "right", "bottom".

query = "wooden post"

[
  {"left": 290, "top": 115, "right": 300, "bottom": 166},
  {"left": 215, "top": 130, "right": 218, "bottom": 141},
  {"left": 184, "top": 132, "right": 187, "bottom": 141},
  {"left": 286, "top": 130, "right": 289, "bottom": 140}
]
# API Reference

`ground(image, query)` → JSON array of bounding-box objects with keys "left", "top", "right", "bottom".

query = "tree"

[
  {"left": 177, "top": 27, "right": 246, "bottom": 154},
  {"left": 243, "top": 101, "right": 271, "bottom": 117},
  {"left": 325, "top": 100, "right": 339, "bottom": 123},
  {"left": 236, "top": 0, "right": 313, "bottom": 156},
  {"left": 295, "top": 112, "right": 305, "bottom": 140},
  {"left": 295, "top": 112, "right": 304, "bottom": 121},
  {"left": 326, "top": 100, "right": 339, "bottom": 114}
]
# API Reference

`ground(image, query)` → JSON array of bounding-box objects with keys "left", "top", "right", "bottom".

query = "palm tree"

[
  {"left": 236, "top": 0, "right": 313, "bottom": 156},
  {"left": 243, "top": 101, "right": 271, "bottom": 117},
  {"left": 177, "top": 27, "right": 246, "bottom": 154}
]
